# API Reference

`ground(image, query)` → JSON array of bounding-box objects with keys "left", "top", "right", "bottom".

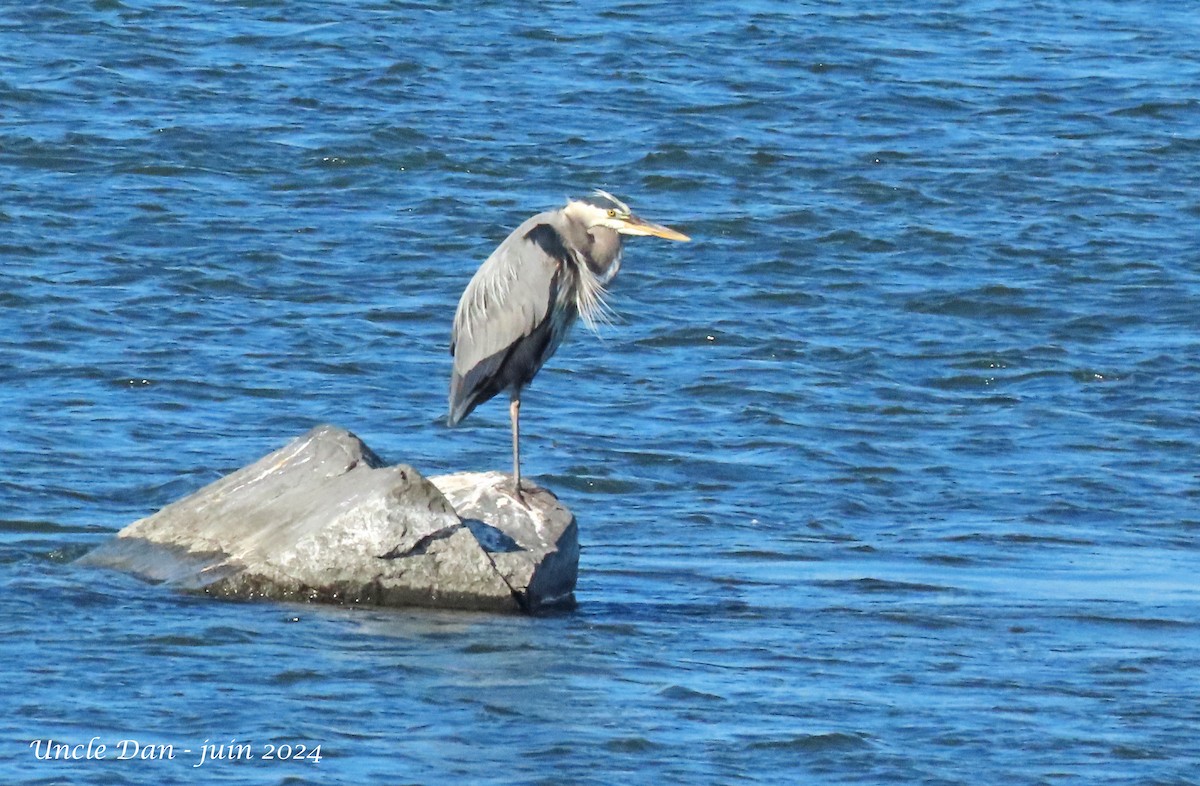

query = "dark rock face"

[{"left": 78, "top": 425, "right": 578, "bottom": 613}]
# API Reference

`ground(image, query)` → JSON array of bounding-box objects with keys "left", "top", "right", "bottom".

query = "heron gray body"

[{"left": 447, "top": 191, "right": 689, "bottom": 493}]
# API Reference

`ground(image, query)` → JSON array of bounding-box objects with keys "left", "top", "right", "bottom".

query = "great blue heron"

[{"left": 447, "top": 190, "right": 690, "bottom": 495}]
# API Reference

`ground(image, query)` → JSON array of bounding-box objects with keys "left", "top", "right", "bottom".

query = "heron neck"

[{"left": 584, "top": 227, "right": 623, "bottom": 284}]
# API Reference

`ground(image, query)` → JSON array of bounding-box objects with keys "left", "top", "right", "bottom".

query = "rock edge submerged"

[{"left": 78, "top": 425, "right": 578, "bottom": 613}]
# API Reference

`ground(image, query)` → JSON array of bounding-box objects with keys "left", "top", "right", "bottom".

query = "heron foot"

[{"left": 512, "top": 481, "right": 532, "bottom": 509}]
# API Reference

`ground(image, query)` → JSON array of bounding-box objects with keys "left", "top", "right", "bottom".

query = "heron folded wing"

[
  {"left": 447, "top": 308, "right": 561, "bottom": 426},
  {"left": 448, "top": 215, "right": 569, "bottom": 425}
]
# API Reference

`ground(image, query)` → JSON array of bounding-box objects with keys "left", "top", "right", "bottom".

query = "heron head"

[{"left": 568, "top": 190, "right": 691, "bottom": 242}]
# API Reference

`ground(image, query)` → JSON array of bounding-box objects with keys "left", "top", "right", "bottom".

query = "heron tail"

[{"left": 447, "top": 372, "right": 474, "bottom": 427}]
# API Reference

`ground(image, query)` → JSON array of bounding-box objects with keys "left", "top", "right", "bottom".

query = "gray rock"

[
  {"left": 78, "top": 425, "right": 578, "bottom": 613},
  {"left": 429, "top": 472, "right": 580, "bottom": 611}
]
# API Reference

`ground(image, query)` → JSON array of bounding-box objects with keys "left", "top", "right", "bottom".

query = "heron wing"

[{"left": 448, "top": 213, "right": 573, "bottom": 425}]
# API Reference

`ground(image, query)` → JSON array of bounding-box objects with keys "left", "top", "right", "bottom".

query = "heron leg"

[{"left": 510, "top": 392, "right": 522, "bottom": 495}]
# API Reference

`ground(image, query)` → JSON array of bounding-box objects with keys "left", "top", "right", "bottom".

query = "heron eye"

[{"left": 607, "top": 209, "right": 616, "bottom": 217}]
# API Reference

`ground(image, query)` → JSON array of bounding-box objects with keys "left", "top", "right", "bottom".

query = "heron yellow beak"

[{"left": 618, "top": 215, "right": 691, "bottom": 242}]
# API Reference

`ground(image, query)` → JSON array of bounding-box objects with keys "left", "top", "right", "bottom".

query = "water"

[{"left": 3, "top": 1, "right": 1199, "bottom": 783}]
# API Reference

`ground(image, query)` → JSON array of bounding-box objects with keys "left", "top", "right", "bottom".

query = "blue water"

[{"left": 3, "top": 1, "right": 1199, "bottom": 783}]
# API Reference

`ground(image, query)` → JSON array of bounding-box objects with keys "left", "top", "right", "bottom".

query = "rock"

[
  {"left": 429, "top": 472, "right": 580, "bottom": 611},
  {"left": 78, "top": 425, "right": 578, "bottom": 613}
]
